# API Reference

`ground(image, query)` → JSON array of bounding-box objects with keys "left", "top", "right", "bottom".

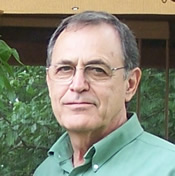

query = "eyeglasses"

[{"left": 46, "top": 64, "right": 125, "bottom": 84}]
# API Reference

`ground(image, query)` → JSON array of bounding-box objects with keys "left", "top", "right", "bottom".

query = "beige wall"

[{"left": 0, "top": 0, "right": 175, "bottom": 14}]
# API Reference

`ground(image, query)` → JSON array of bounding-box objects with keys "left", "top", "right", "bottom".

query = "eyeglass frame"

[{"left": 46, "top": 63, "right": 126, "bottom": 84}]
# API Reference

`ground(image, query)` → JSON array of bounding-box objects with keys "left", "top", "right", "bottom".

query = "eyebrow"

[
  {"left": 86, "top": 59, "right": 111, "bottom": 69},
  {"left": 55, "top": 59, "right": 111, "bottom": 68},
  {"left": 56, "top": 60, "right": 74, "bottom": 65}
]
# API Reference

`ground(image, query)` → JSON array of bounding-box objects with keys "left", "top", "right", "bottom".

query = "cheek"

[
  {"left": 50, "top": 92, "right": 61, "bottom": 117},
  {"left": 49, "top": 87, "right": 65, "bottom": 126},
  {"left": 48, "top": 84, "right": 67, "bottom": 112},
  {"left": 99, "top": 83, "right": 126, "bottom": 113},
  {"left": 48, "top": 82, "right": 67, "bottom": 100}
]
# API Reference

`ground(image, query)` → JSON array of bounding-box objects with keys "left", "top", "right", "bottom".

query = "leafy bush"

[
  {"left": 0, "top": 40, "right": 63, "bottom": 175},
  {"left": 129, "top": 68, "right": 175, "bottom": 142},
  {"left": 0, "top": 40, "right": 21, "bottom": 101},
  {"left": 0, "top": 66, "right": 63, "bottom": 176}
]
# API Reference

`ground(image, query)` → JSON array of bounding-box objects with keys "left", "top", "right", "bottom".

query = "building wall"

[{"left": 0, "top": 0, "right": 175, "bottom": 15}]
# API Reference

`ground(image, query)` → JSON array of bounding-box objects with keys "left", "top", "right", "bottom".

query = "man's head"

[{"left": 46, "top": 11, "right": 141, "bottom": 136}]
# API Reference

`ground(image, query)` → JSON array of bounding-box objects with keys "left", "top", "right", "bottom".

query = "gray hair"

[{"left": 47, "top": 11, "right": 139, "bottom": 73}]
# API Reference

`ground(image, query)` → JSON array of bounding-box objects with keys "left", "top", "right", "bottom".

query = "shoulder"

[
  {"left": 129, "top": 131, "right": 175, "bottom": 173},
  {"left": 138, "top": 131, "right": 175, "bottom": 155},
  {"left": 33, "top": 156, "right": 60, "bottom": 176},
  {"left": 33, "top": 132, "right": 70, "bottom": 176}
]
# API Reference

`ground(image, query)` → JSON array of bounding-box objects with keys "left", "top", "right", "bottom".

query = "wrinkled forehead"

[
  {"left": 57, "top": 22, "right": 122, "bottom": 54},
  {"left": 52, "top": 23, "right": 124, "bottom": 67}
]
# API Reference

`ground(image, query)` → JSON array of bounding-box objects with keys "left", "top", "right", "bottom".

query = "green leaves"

[
  {"left": 0, "top": 40, "right": 23, "bottom": 102},
  {"left": 129, "top": 68, "right": 175, "bottom": 141},
  {"left": 0, "top": 40, "right": 23, "bottom": 65},
  {"left": 0, "top": 40, "right": 12, "bottom": 62},
  {"left": 0, "top": 66, "right": 63, "bottom": 176}
]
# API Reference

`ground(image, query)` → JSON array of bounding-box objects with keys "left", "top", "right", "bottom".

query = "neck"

[{"left": 69, "top": 131, "right": 97, "bottom": 167}]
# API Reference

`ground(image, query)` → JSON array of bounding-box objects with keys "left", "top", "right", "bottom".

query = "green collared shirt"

[{"left": 34, "top": 113, "right": 175, "bottom": 176}]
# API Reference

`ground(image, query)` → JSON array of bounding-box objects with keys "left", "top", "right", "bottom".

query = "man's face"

[{"left": 47, "top": 23, "right": 140, "bottom": 135}]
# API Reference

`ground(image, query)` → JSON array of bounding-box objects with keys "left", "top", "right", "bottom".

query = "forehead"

[{"left": 52, "top": 23, "right": 123, "bottom": 66}]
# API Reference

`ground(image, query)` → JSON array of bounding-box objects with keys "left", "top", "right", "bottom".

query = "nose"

[{"left": 69, "top": 69, "right": 90, "bottom": 93}]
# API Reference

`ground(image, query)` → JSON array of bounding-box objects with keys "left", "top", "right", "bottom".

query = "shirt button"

[{"left": 93, "top": 164, "right": 99, "bottom": 172}]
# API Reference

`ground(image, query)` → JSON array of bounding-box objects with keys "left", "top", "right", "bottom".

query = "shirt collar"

[{"left": 48, "top": 132, "right": 73, "bottom": 162}]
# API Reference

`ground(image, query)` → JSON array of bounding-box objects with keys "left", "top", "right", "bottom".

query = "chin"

[
  {"left": 64, "top": 122, "right": 90, "bottom": 131},
  {"left": 63, "top": 121, "right": 96, "bottom": 133},
  {"left": 57, "top": 113, "right": 101, "bottom": 132}
]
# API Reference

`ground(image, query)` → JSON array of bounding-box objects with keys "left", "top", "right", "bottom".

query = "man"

[{"left": 34, "top": 11, "right": 175, "bottom": 176}]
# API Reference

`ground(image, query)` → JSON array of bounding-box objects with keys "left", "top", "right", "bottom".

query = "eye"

[
  {"left": 55, "top": 65, "right": 73, "bottom": 73},
  {"left": 53, "top": 65, "right": 74, "bottom": 77},
  {"left": 93, "top": 67, "right": 105, "bottom": 73},
  {"left": 86, "top": 65, "right": 109, "bottom": 76}
]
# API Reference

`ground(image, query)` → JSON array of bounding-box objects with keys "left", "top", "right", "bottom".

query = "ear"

[{"left": 125, "top": 67, "right": 142, "bottom": 102}]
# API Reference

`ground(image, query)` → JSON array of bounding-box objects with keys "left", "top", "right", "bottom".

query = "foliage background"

[{"left": 0, "top": 40, "right": 175, "bottom": 175}]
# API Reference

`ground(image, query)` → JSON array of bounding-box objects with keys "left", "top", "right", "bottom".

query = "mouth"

[
  {"left": 63, "top": 102, "right": 96, "bottom": 109},
  {"left": 64, "top": 102, "right": 95, "bottom": 105}
]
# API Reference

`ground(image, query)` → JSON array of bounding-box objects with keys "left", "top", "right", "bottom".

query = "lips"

[
  {"left": 62, "top": 95, "right": 97, "bottom": 107},
  {"left": 62, "top": 102, "right": 95, "bottom": 112},
  {"left": 63, "top": 102, "right": 95, "bottom": 106}
]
